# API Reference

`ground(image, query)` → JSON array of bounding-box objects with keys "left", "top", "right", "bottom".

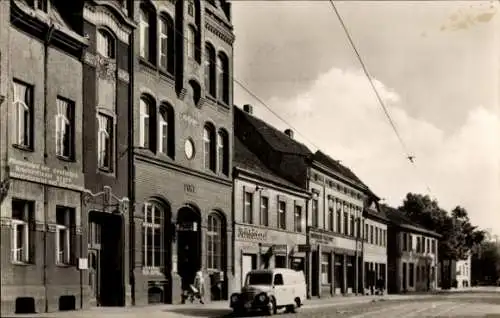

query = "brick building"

[
  {"left": 81, "top": 0, "right": 135, "bottom": 308},
  {"left": 0, "top": 0, "right": 88, "bottom": 315},
  {"left": 385, "top": 206, "right": 441, "bottom": 293},
  {"left": 232, "top": 135, "right": 310, "bottom": 293},
  {"left": 130, "top": 0, "right": 235, "bottom": 305}
]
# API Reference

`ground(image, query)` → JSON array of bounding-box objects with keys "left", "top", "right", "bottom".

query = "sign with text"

[
  {"left": 236, "top": 226, "right": 268, "bottom": 242},
  {"left": 184, "top": 184, "right": 196, "bottom": 194},
  {"left": 309, "top": 232, "right": 335, "bottom": 246},
  {"left": 272, "top": 244, "right": 288, "bottom": 255},
  {"left": 8, "top": 158, "right": 84, "bottom": 190}
]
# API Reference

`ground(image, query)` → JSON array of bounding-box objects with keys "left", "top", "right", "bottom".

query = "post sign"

[
  {"left": 8, "top": 158, "right": 84, "bottom": 190},
  {"left": 78, "top": 258, "right": 88, "bottom": 270},
  {"left": 236, "top": 226, "right": 268, "bottom": 242}
]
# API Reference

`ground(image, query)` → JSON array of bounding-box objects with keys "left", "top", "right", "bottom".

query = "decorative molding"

[
  {"left": 205, "top": 16, "right": 234, "bottom": 45},
  {"left": 84, "top": 51, "right": 98, "bottom": 67},
  {"left": 196, "top": 97, "right": 206, "bottom": 109},
  {"left": 117, "top": 68, "right": 130, "bottom": 83},
  {"left": 0, "top": 218, "right": 11, "bottom": 227},
  {"left": 35, "top": 222, "right": 45, "bottom": 231},
  {"left": 83, "top": 4, "right": 132, "bottom": 44},
  {"left": 47, "top": 224, "right": 57, "bottom": 233},
  {"left": 178, "top": 88, "right": 187, "bottom": 101},
  {"left": 75, "top": 226, "right": 82, "bottom": 234},
  {"left": 96, "top": 55, "right": 117, "bottom": 81}
]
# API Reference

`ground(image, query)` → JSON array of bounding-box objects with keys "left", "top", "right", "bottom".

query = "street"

[{"left": 18, "top": 290, "right": 500, "bottom": 318}]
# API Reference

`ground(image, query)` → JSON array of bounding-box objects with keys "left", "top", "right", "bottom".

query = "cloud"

[{"left": 239, "top": 67, "right": 500, "bottom": 234}]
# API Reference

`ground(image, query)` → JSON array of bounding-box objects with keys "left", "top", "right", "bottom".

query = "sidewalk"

[{"left": 15, "top": 287, "right": 498, "bottom": 318}]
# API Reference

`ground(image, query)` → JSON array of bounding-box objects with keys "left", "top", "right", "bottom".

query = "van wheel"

[
  {"left": 293, "top": 297, "right": 301, "bottom": 312},
  {"left": 266, "top": 297, "right": 277, "bottom": 316}
]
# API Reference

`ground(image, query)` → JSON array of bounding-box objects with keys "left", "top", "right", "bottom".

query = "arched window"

[
  {"left": 217, "top": 129, "right": 229, "bottom": 175},
  {"left": 158, "top": 103, "right": 175, "bottom": 158},
  {"left": 204, "top": 43, "right": 216, "bottom": 97},
  {"left": 142, "top": 201, "right": 165, "bottom": 273},
  {"left": 97, "top": 29, "right": 115, "bottom": 58},
  {"left": 186, "top": 25, "right": 196, "bottom": 60},
  {"left": 140, "top": 96, "right": 155, "bottom": 151},
  {"left": 140, "top": 5, "right": 156, "bottom": 64},
  {"left": 217, "top": 52, "right": 229, "bottom": 104},
  {"left": 188, "top": 80, "right": 201, "bottom": 105},
  {"left": 207, "top": 213, "right": 223, "bottom": 271},
  {"left": 203, "top": 123, "right": 216, "bottom": 171},
  {"left": 159, "top": 14, "right": 174, "bottom": 73}
]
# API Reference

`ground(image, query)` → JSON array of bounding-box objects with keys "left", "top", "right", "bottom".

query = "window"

[
  {"left": 328, "top": 206, "right": 334, "bottom": 231},
  {"left": 274, "top": 274, "right": 284, "bottom": 286},
  {"left": 243, "top": 192, "right": 253, "bottom": 224},
  {"left": 409, "top": 263, "right": 415, "bottom": 287},
  {"left": 139, "top": 7, "right": 150, "bottom": 61},
  {"left": 350, "top": 215, "right": 355, "bottom": 237},
  {"left": 203, "top": 124, "right": 216, "bottom": 171},
  {"left": 356, "top": 218, "right": 361, "bottom": 239},
  {"left": 159, "top": 16, "right": 173, "bottom": 72},
  {"left": 143, "top": 202, "right": 164, "bottom": 271},
  {"left": 140, "top": 97, "right": 155, "bottom": 150},
  {"left": 365, "top": 223, "right": 369, "bottom": 241},
  {"left": 187, "top": 26, "right": 196, "bottom": 60},
  {"left": 158, "top": 107, "right": 168, "bottom": 155},
  {"left": 13, "top": 80, "right": 33, "bottom": 148},
  {"left": 343, "top": 211, "right": 348, "bottom": 235},
  {"left": 336, "top": 207, "right": 341, "bottom": 233},
  {"left": 402, "top": 233, "right": 407, "bottom": 251},
  {"left": 55, "top": 97, "right": 74, "bottom": 159},
  {"left": 205, "top": 43, "right": 216, "bottom": 97},
  {"left": 278, "top": 201, "right": 286, "bottom": 230},
  {"left": 312, "top": 198, "right": 318, "bottom": 228},
  {"left": 416, "top": 237, "right": 421, "bottom": 253},
  {"left": 207, "top": 213, "right": 223, "bottom": 271},
  {"left": 259, "top": 196, "right": 268, "bottom": 226},
  {"left": 97, "top": 29, "right": 115, "bottom": 58},
  {"left": 370, "top": 225, "right": 374, "bottom": 244},
  {"left": 409, "top": 234, "right": 413, "bottom": 251},
  {"left": 375, "top": 227, "right": 379, "bottom": 245},
  {"left": 97, "top": 113, "right": 113, "bottom": 171},
  {"left": 432, "top": 239, "right": 436, "bottom": 254},
  {"left": 11, "top": 199, "right": 34, "bottom": 263},
  {"left": 321, "top": 253, "right": 331, "bottom": 284},
  {"left": 427, "top": 238, "right": 430, "bottom": 253},
  {"left": 217, "top": 53, "right": 229, "bottom": 104},
  {"left": 294, "top": 205, "right": 302, "bottom": 232},
  {"left": 217, "top": 130, "right": 229, "bottom": 175},
  {"left": 56, "top": 206, "right": 75, "bottom": 265}
]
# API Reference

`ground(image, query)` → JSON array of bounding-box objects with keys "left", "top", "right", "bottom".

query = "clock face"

[{"left": 184, "top": 139, "right": 195, "bottom": 160}]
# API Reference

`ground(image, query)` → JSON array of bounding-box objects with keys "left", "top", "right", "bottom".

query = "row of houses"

[{"left": 0, "top": 0, "right": 442, "bottom": 316}]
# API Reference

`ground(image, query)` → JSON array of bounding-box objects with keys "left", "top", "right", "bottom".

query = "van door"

[{"left": 273, "top": 273, "right": 288, "bottom": 306}]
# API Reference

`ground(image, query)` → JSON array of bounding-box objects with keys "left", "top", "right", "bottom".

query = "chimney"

[
  {"left": 243, "top": 104, "right": 253, "bottom": 114},
  {"left": 284, "top": 129, "right": 294, "bottom": 139}
]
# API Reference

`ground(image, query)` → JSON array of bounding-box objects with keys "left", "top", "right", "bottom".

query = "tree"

[{"left": 471, "top": 240, "right": 500, "bottom": 285}]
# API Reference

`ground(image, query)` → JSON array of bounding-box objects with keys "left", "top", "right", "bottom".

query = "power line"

[{"left": 327, "top": 0, "right": 434, "bottom": 196}]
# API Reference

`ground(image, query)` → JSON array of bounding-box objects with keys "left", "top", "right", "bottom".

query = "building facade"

[
  {"left": 232, "top": 137, "right": 309, "bottom": 293},
  {"left": 385, "top": 206, "right": 440, "bottom": 293},
  {"left": 362, "top": 199, "right": 388, "bottom": 295},
  {"left": 307, "top": 151, "right": 367, "bottom": 298},
  {"left": 455, "top": 254, "right": 471, "bottom": 288},
  {"left": 81, "top": 0, "right": 135, "bottom": 308},
  {"left": 131, "top": 0, "right": 235, "bottom": 305},
  {"left": 0, "top": 0, "right": 88, "bottom": 315}
]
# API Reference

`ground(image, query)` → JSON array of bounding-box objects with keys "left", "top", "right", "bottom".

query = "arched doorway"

[{"left": 177, "top": 205, "right": 201, "bottom": 294}]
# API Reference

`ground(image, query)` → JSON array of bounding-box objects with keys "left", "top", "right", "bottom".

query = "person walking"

[{"left": 193, "top": 269, "right": 205, "bottom": 304}]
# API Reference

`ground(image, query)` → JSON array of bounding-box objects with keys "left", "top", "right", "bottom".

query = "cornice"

[
  {"left": 134, "top": 152, "right": 232, "bottom": 187},
  {"left": 205, "top": 11, "right": 234, "bottom": 45}
]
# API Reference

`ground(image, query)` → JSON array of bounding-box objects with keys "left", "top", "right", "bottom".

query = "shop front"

[
  {"left": 233, "top": 224, "right": 306, "bottom": 292},
  {"left": 308, "top": 229, "right": 363, "bottom": 298}
]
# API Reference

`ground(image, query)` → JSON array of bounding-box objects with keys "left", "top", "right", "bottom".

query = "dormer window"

[{"left": 97, "top": 29, "right": 115, "bottom": 59}]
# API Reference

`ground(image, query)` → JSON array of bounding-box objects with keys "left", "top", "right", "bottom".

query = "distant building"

[
  {"left": 232, "top": 136, "right": 309, "bottom": 292},
  {"left": 455, "top": 254, "right": 471, "bottom": 288},
  {"left": 384, "top": 206, "right": 441, "bottom": 293}
]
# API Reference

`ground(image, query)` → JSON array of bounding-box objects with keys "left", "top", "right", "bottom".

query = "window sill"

[
  {"left": 217, "top": 100, "right": 230, "bottom": 109},
  {"left": 139, "top": 58, "right": 157, "bottom": 71},
  {"left": 11, "top": 261, "right": 33, "bottom": 266},
  {"left": 158, "top": 68, "right": 175, "bottom": 81},
  {"left": 97, "top": 167, "right": 115, "bottom": 176},
  {"left": 56, "top": 263, "right": 74, "bottom": 268},
  {"left": 56, "top": 155, "right": 75, "bottom": 163},
  {"left": 12, "top": 144, "right": 34, "bottom": 152}
]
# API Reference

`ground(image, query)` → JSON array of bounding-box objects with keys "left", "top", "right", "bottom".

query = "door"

[
  {"left": 88, "top": 221, "right": 101, "bottom": 305},
  {"left": 273, "top": 273, "right": 288, "bottom": 306},
  {"left": 402, "top": 262, "right": 407, "bottom": 292},
  {"left": 241, "top": 254, "right": 256, "bottom": 287}
]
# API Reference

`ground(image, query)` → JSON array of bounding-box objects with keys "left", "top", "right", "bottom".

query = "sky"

[{"left": 231, "top": 1, "right": 500, "bottom": 235}]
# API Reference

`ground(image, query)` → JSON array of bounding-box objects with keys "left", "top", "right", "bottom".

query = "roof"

[
  {"left": 235, "top": 106, "right": 312, "bottom": 156},
  {"left": 383, "top": 205, "right": 442, "bottom": 238},
  {"left": 234, "top": 136, "right": 307, "bottom": 192},
  {"left": 364, "top": 204, "right": 390, "bottom": 223}
]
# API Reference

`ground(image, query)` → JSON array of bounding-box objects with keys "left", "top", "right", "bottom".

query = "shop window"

[
  {"left": 207, "top": 212, "right": 224, "bottom": 271},
  {"left": 142, "top": 201, "right": 166, "bottom": 273},
  {"left": 55, "top": 206, "right": 76, "bottom": 265},
  {"left": 321, "top": 253, "right": 331, "bottom": 285}
]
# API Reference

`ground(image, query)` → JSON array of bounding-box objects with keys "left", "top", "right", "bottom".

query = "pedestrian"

[{"left": 193, "top": 268, "right": 205, "bottom": 304}]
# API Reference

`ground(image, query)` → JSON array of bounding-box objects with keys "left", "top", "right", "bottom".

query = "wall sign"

[
  {"left": 236, "top": 226, "right": 268, "bottom": 242},
  {"left": 184, "top": 184, "right": 196, "bottom": 193},
  {"left": 180, "top": 113, "right": 199, "bottom": 126},
  {"left": 309, "top": 232, "right": 335, "bottom": 245},
  {"left": 8, "top": 158, "right": 84, "bottom": 190}
]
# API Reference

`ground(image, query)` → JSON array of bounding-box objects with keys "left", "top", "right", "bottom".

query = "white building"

[{"left": 455, "top": 255, "right": 471, "bottom": 288}]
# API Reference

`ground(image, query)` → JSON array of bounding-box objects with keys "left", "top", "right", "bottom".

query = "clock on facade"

[{"left": 184, "top": 138, "right": 195, "bottom": 159}]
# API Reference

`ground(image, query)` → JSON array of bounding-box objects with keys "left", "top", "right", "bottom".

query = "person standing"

[{"left": 194, "top": 269, "right": 205, "bottom": 304}]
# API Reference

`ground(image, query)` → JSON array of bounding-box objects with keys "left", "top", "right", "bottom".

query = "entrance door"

[
  {"left": 241, "top": 254, "right": 256, "bottom": 287},
  {"left": 88, "top": 221, "right": 101, "bottom": 305},
  {"left": 177, "top": 206, "right": 201, "bottom": 291},
  {"left": 402, "top": 262, "right": 407, "bottom": 292}
]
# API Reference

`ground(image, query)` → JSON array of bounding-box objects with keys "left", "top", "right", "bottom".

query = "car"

[{"left": 229, "top": 268, "right": 307, "bottom": 316}]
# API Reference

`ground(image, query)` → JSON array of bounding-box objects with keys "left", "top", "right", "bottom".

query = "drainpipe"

[
  {"left": 43, "top": 22, "right": 55, "bottom": 313},
  {"left": 305, "top": 172, "right": 311, "bottom": 299}
]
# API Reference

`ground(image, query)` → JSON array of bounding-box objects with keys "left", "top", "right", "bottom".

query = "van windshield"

[{"left": 245, "top": 272, "right": 273, "bottom": 286}]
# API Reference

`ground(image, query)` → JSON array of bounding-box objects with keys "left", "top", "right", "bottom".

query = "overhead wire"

[{"left": 327, "top": 0, "right": 434, "bottom": 196}]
